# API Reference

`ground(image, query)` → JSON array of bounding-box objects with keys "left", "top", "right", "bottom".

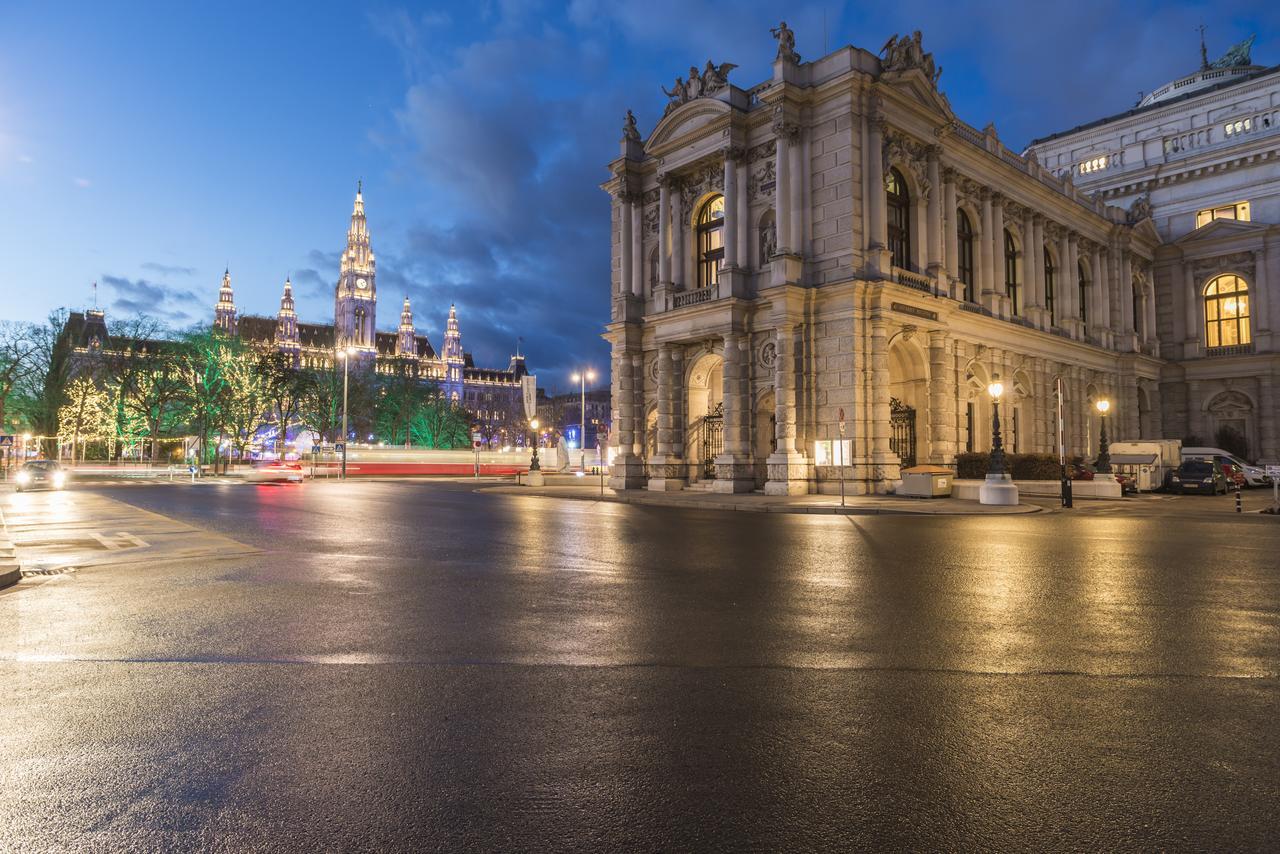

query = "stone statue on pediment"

[
  {"left": 1126, "top": 193, "right": 1153, "bottom": 225},
  {"left": 660, "top": 61, "right": 737, "bottom": 115},
  {"left": 880, "top": 30, "right": 940, "bottom": 85},
  {"left": 686, "top": 66, "right": 704, "bottom": 99},
  {"left": 771, "top": 21, "right": 800, "bottom": 63},
  {"left": 623, "top": 109, "right": 640, "bottom": 142}
]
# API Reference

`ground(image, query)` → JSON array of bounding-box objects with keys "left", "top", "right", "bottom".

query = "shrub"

[{"left": 953, "top": 451, "right": 1065, "bottom": 480}]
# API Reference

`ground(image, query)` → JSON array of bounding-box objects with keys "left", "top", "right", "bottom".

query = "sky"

[{"left": 1, "top": 0, "right": 1275, "bottom": 392}]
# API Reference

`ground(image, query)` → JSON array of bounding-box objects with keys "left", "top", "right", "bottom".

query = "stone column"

[
  {"left": 1030, "top": 214, "right": 1046, "bottom": 323},
  {"left": 1066, "top": 234, "right": 1081, "bottom": 335},
  {"left": 788, "top": 131, "right": 804, "bottom": 255},
  {"left": 1098, "top": 249, "right": 1113, "bottom": 344},
  {"left": 926, "top": 148, "right": 943, "bottom": 281},
  {"left": 991, "top": 197, "right": 1005, "bottom": 315},
  {"left": 866, "top": 118, "right": 888, "bottom": 273},
  {"left": 775, "top": 131, "right": 792, "bottom": 256},
  {"left": 722, "top": 150, "right": 739, "bottom": 272},
  {"left": 979, "top": 190, "right": 995, "bottom": 303},
  {"left": 1258, "top": 370, "right": 1279, "bottom": 463},
  {"left": 736, "top": 161, "right": 749, "bottom": 268},
  {"left": 714, "top": 332, "right": 754, "bottom": 492},
  {"left": 632, "top": 353, "right": 645, "bottom": 457},
  {"left": 869, "top": 317, "right": 894, "bottom": 467},
  {"left": 927, "top": 330, "right": 955, "bottom": 464},
  {"left": 658, "top": 180, "right": 671, "bottom": 286},
  {"left": 631, "top": 199, "right": 643, "bottom": 296},
  {"left": 1183, "top": 265, "right": 1200, "bottom": 350},
  {"left": 1120, "top": 251, "right": 1135, "bottom": 350},
  {"left": 609, "top": 344, "right": 646, "bottom": 490},
  {"left": 619, "top": 194, "right": 633, "bottom": 296},
  {"left": 942, "top": 169, "right": 958, "bottom": 298},
  {"left": 670, "top": 181, "right": 685, "bottom": 289},
  {"left": 1187, "top": 380, "right": 1206, "bottom": 442},
  {"left": 647, "top": 343, "right": 686, "bottom": 491},
  {"left": 765, "top": 323, "right": 808, "bottom": 494}
]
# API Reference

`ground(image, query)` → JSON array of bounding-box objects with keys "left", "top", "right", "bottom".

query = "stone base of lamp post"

[
  {"left": 712, "top": 456, "right": 756, "bottom": 493},
  {"left": 979, "top": 473, "right": 1020, "bottom": 505},
  {"left": 525, "top": 469, "right": 545, "bottom": 487},
  {"left": 1088, "top": 473, "right": 1123, "bottom": 498},
  {"left": 646, "top": 457, "right": 687, "bottom": 492}
]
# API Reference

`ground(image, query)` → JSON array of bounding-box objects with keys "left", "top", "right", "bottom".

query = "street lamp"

[
  {"left": 528, "top": 418, "right": 541, "bottom": 471},
  {"left": 1095, "top": 399, "right": 1112, "bottom": 473},
  {"left": 339, "top": 346, "right": 356, "bottom": 479},
  {"left": 987, "top": 380, "right": 1006, "bottom": 477},
  {"left": 570, "top": 369, "right": 596, "bottom": 471}
]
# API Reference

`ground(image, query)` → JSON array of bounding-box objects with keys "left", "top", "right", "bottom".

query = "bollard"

[{"left": 1236, "top": 483, "right": 1243, "bottom": 513}]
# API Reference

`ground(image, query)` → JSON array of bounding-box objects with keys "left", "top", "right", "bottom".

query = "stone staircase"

[{"left": 685, "top": 479, "right": 716, "bottom": 493}]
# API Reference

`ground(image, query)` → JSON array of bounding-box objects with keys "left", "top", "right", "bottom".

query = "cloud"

[
  {"left": 141, "top": 261, "right": 197, "bottom": 276},
  {"left": 17, "top": 154, "right": 33, "bottom": 164},
  {"left": 102, "top": 275, "right": 200, "bottom": 325},
  {"left": 73, "top": 177, "right": 91, "bottom": 188}
]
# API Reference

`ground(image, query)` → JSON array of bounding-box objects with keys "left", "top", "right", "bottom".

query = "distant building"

[
  {"left": 539, "top": 388, "right": 611, "bottom": 449},
  {"left": 215, "top": 184, "right": 535, "bottom": 418}
]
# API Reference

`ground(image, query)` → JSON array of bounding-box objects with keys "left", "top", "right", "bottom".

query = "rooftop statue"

[
  {"left": 1126, "top": 193, "right": 1153, "bottom": 225},
  {"left": 881, "top": 30, "right": 942, "bottom": 85},
  {"left": 1209, "top": 34, "right": 1256, "bottom": 69},
  {"left": 771, "top": 21, "right": 800, "bottom": 64},
  {"left": 622, "top": 109, "right": 641, "bottom": 142},
  {"left": 660, "top": 61, "right": 737, "bottom": 116}
]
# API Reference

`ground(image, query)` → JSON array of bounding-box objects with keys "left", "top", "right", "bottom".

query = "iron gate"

[
  {"left": 701, "top": 401, "right": 724, "bottom": 478},
  {"left": 889, "top": 397, "right": 917, "bottom": 469}
]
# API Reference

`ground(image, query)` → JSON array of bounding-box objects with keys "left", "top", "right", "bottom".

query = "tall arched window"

[
  {"left": 696, "top": 195, "right": 725, "bottom": 290},
  {"left": 887, "top": 168, "right": 911, "bottom": 270},
  {"left": 956, "top": 209, "right": 975, "bottom": 302},
  {"left": 1077, "top": 261, "right": 1089, "bottom": 326},
  {"left": 1004, "top": 230, "right": 1021, "bottom": 316},
  {"left": 1044, "top": 248, "right": 1056, "bottom": 325},
  {"left": 1204, "top": 274, "right": 1251, "bottom": 348}
]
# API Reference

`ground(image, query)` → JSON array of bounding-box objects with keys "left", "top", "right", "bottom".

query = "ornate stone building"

[
  {"left": 1025, "top": 34, "right": 1279, "bottom": 463},
  {"left": 215, "top": 185, "right": 533, "bottom": 418},
  {"left": 604, "top": 26, "right": 1173, "bottom": 495}
]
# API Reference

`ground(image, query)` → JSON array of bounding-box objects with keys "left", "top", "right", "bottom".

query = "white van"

[{"left": 1182, "top": 447, "right": 1271, "bottom": 486}]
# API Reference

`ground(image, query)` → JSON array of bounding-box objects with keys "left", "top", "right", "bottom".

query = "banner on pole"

[{"left": 521, "top": 375, "right": 538, "bottom": 420}]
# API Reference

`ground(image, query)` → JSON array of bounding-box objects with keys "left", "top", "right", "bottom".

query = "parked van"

[{"left": 1182, "top": 447, "right": 1271, "bottom": 487}]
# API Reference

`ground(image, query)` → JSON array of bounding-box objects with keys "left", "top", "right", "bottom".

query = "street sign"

[
  {"left": 473, "top": 440, "right": 482, "bottom": 449},
  {"left": 334, "top": 442, "right": 345, "bottom": 453},
  {"left": 0, "top": 435, "right": 12, "bottom": 447},
  {"left": 1267, "top": 465, "right": 1280, "bottom": 479},
  {"left": 837, "top": 408, "right": 846, "bottom": 436}
]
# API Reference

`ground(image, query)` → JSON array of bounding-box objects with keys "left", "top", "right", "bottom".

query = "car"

[
  {"left": 1169, "top": 459, "right": 1228, "bottom": 495},
  {"left": 245, "top": 462, "right": 305, "bottom": 484},
  {"left": 14, "top": 460, "right": 68, "bottom": 492},
  {"left": 1114, "top": 472, "right": 1138, "bottom": 495},
  {"left": 1069, "top": 462, "right": 1094, "bottom": 481},
  {"left": 1182, "top": 447, "right": 1270, "bottom": 487},
  {"left": 1219, "top": 458, "right": 1248, "bottom": 489}
]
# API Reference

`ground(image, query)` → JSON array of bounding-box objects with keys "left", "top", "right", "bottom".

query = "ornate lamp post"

[
  {"left": 570, "top": 369, "right": 595, "bottom": 471},
  {"left": 339, "top": 346, "right": 356, "bottom": 479},
  {"left": 987, "top": 380, "right": 1006, "bottom": 477},
  {"left": 1094, "top": 399, "right": 1112, "bottom": 473},
  {"left": 528, "top": 418, "right": 541, "bottom": 472}
]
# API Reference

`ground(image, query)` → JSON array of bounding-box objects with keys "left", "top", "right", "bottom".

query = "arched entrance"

[
  {"left": 685, "top": 351, "right": 724, "bottom": 481},
  {"left": 1206, "top": 390, "right": 1255, "bottom": 459},
  {"left": 887, "top": 334, "right": 928, "bottom": 468}
]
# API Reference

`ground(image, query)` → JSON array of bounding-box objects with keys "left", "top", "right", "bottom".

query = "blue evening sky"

[{"left": 1, "top": 1, "right": 1274, "bottom": 390}]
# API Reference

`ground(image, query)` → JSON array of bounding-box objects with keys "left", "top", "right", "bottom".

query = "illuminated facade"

[
  {"left": 1026, "top": 33, "right": 1279, "bottom": 463},
  {"left": 215, "top": 186, "right": 534, "bottom": 419},
  {"left": 604, "top": 26, "right": 1174, "bottom": 495}
]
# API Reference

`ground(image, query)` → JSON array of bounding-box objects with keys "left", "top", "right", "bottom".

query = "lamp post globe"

[
  {"left": 1094, "top": 399, "right": 1112, "bottom": 473},
  {"left": 528, "top": 418, "right": 541, "bottom": 471}
]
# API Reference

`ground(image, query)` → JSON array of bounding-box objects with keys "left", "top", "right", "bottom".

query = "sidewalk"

[
  {"left": 0, "top": 501, "right": 20, "bottom": 589},
  {"left": 479, "top": 484, "right": 1041, "bottom": 515}
]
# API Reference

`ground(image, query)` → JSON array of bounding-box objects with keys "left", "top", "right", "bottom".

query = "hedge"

[{"left": 954, "top": 452, "right": 1080, "bottom": 480}]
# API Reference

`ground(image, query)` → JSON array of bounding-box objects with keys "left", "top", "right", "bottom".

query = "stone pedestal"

[
  {"left": 525, "top": 469, "right": 545, "bottom": 487},
  {"left": 979, "top": 473, "right": 1019, "bottom": 505},
  {"left": 764, "top": 452, "right": 809, "bottom": 495},
  {"left": 646, "top": 457, "right": 686, "bottom": 491},
  {"left": 712, "top": 457, "right": 756, "bottom": 493},
  {"left": 609, "top": 455, "right": 647, "bottom": 491},
  {"left": 770, "top": 254, "right": 803, "bottom": 288},
  {"left": 1090, "top": 473, "right": 1123, "bottom": 498}
]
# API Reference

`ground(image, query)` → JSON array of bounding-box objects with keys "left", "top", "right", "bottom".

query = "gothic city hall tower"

[{"left": 335, "top": 181, "right": 377, "bottom": 352}]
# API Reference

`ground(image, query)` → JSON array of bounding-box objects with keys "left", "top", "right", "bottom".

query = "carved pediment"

[
  {"left": 1174, "top": 217, "right": 1269, "bottom": 244},
  {"left": 878, "top": 68, "right": 954, "bottom": 118},
  {"left": 645, "top": 99, "right": 732, "bottom": 151}
]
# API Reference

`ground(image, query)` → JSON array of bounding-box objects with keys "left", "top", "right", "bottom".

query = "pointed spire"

[{"left": 215, "top": 268, "right": 237, "bottom": 335}]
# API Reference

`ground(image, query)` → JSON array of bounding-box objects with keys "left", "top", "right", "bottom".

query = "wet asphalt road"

[{"left": 2, "top": 480, "right": 1279, "bottom": 851}]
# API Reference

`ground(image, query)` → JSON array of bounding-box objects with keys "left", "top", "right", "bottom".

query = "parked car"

[
  {"left": 1218, "top": 458, "right": 1248, "bottom": 489},
  {"left": 1114, "top": 472, "right": 1138, "bottom": 495},
  {"left": 1169, "top": 459, "right": 1228, "bottom": 495},
  {"left": 1182, "top": 447, "right": 1270, "bottom": 487},
  {"left": 14, "top": 460, "right": 68, "bottom": 492},
  {"left": 1069, "top": 462, "right": 1094, "bottom": 481},
  {"left": 245, "top": 462, "right": 304, "bottom": 483}
]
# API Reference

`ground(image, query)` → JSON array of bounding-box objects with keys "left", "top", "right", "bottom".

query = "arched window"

[
  {"left": 1204, "top": 274, "right": 1251, "bottom": 348},
  {"left": 696, "top": 195, "right": 725, "bottom": 290},
  {"left": 887, "top": 168, "right": 911, "bottom": 270},
  {"left": 956, "top": 209, "right": 974, "bottom": 302},
  {"left": 1004, "top": 230, "right": 1021, "bottom": 316},
  {"left": 1044, "top": 248, "right": 1056, "bottom": 325},
  {"left": 1077, "top": 261, "right": 1089, "bottom": 326}
]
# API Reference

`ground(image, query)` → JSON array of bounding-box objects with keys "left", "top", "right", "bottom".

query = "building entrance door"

[
  {"left": 890, "top": 397, "right": 917, "bottom": 469},
  {"left": 700, "top": 401, "right": 724, "bottom": 478}
]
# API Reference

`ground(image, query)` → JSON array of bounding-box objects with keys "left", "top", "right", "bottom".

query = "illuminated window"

[
  {"left": 695, "top": 195, "right": 725, "bottom": 290},
  {"left": 1079, "top": 155, "right": 1109, "bottom": 174},
  {"left": 1203, "top": 275, "right": 1251, "bottom": 349},
  {"left": 1196, "top": 201, "right": 1250, "bottom": 228},
  {"left": 1004, "top": 230, "right": 1021, "bottom": 316},
  {"left": 1223, "top": 117, "right": 1253, "bottom": 137},
  {"left": 887, "top": 168, "right": 911, "bottom": 270},
  {"left": 956, "top": 209, "right": 974, "bottom": 302},
  {"left": 1044, "top": 248, "right": 1056, "bottom": 325}
]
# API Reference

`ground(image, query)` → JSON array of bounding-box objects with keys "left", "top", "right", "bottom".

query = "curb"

[
  {"left": 0, "top": 506, "right": 20, "bottom": 590},
  {"left": 479, "top": 486, "right": 1041, "bottom": 517}
]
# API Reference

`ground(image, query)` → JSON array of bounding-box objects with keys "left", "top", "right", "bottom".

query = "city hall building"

[
  {"left": 213, "top": 185, "right": 532, "bottom": 416},
  {"left": 603, "top": 25, "right": 1277, "bottom": 494}
]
